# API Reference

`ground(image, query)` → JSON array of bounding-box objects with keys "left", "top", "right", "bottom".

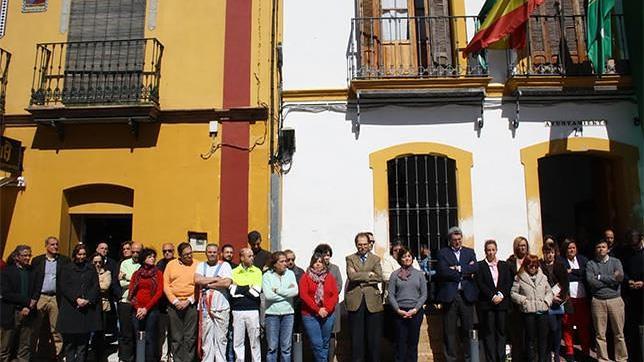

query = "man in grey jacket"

[{"left": 586, "top": 239, "right": 628, "bottom": 362}]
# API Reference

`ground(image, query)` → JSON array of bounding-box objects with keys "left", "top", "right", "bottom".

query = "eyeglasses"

[
  {"left": 163, "top": 249, "right": 174, "bottom": 253},
  {"left": 286, "top": 258, "right": 295, "bottom": 262},
  {"left": 181, "top": 252, "right": 193, "bottom": 257},
  {"left": 527, "top": 264, "right": 539, "bottom": 268}
]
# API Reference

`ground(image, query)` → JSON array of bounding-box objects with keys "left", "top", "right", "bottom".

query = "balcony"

[
  {"left": 29, "top": 38, "right": 164, "bottom": 119},
  {"left": 508, "top": 14, "right": 629, "bottom": 77},
  {"left": 0, "top": 48, "right": 11, "bottom": 115},
  {"left": 348, "top": 16, "right": 488, "bottom": 80},
  {"left": 347, "top": 16, "right": 490, "bottom": 106}
]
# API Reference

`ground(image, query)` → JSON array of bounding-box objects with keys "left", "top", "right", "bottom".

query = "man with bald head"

[
  {"left": 96, "top": 242, "right": 121, "bottom": 297},
  {"left": 91, "top": 242, "right": 121, "bottom": 358},
  {"left": 230, "top": 247, "right": 263, "bottom": 361},
  {"left": 117, "top": 241, "right": 142, "bottom": 362}
]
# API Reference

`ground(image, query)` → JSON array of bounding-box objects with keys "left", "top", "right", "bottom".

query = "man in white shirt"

[{"left": 195, "top": 243, "right": 233, "bottom": 362}]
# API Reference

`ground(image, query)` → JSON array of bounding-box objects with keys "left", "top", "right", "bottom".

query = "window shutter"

[
  {"left": 561, "top": 0, "right": 588, "bottom": 67},
  {"left": 357, "top": 0, "right": 379, "bottom": 75},
  {"left": 528, "top": 0, "right": 590, "bottom": 74},
  {"left": 427, "top": 0, "right": 452, "bottom": 66},
  {"left": 528, "top": 0, "right": 558, "bottom": 69},
  {"left": 68, "top": 0, "right": 145, "bottom": 41},
  {"left": 65, "top": 0, "right": 146, "bottom": 103}
]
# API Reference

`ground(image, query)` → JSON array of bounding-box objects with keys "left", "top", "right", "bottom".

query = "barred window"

[{"left": 387, "top": 154, "right": 458, "bottom": 258}]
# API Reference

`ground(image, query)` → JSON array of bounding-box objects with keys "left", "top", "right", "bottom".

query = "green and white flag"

[{"left": 587, "top": 0, "right": 615, "bottom": 74}]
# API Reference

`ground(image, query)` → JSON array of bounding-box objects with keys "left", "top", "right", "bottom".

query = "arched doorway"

[
  {"left": 538, "top": 154, "right": 618, "bottom": 251},
  {"left": 62, "top": 184, "right": 134, "bottom": 259},
  {"left": 521, "top": 138, "right": 641, "bottom": 253}
]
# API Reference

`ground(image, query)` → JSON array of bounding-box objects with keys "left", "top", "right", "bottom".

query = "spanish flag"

[{"left": 464, "top": 0, "right": 545, "bottom": 56}]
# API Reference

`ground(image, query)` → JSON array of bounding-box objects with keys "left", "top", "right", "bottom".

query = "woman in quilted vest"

[{"left": 511, "top": 254, "right": 554, "bottom": 362}]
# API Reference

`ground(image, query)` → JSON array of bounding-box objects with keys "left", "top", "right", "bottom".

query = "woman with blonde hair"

[
  {"left": 511, "top": 254, "right": 553, "bottom": 362},
  {"left": 507, "top": 236, "right": 530, "bottom": 360},
  {"left": 508, "top": 236, "right": 530, "bottom": 276}
]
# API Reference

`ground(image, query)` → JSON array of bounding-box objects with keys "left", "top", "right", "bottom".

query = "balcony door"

[
  {"left": 357, "top": 0, "right": 453, "bottom": 77},
  {"left": 380, "top": 0, "right": 417, "bottom": 76}
]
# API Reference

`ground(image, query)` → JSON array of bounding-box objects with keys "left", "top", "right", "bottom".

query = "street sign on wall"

[{"left": 0, "top": 136, "right": 22, "bottom": 173}]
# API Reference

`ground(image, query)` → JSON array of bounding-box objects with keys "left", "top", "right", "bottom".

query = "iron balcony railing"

[
  {"left": 30, "top": 38, "right": 164, "bottom": 107},
  {"left": 348, "top": 16, "right": 488, "bottom": 80},
  {"left": 508, "top": 14, "right": 629, "bottom": 76},
  {"left": 0, "top": 48, "right": 11, "bottom": 114}
]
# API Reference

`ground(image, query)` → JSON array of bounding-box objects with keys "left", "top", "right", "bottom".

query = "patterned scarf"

[
  {"left": 306, "top": 267, "right": 328, "bottom": 306},
  {"left": 398, "top": 265, "right": 412, "bottom": 281},
  {"left": 129, "top": 264, "right": 159, "bottom": 304}
]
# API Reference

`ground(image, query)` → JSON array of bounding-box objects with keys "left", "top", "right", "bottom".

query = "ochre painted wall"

[
  {"left": 1, "top": 123, "right": 222, "bottom": 256},
  {"left": 0, "top": 1, "right": 230, "bottom": 113},
  {"left": 0, "top": 0, "right": 276, "bottom": 258}
]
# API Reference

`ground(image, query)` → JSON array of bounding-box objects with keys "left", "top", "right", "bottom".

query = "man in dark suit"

[
  {"left": 30, "top": 236, "right": 70, "bottom": 358},
  {"left": 0, "top": 245, "right": 37, "bottom": 362},
  {"left": 345, "top": 232, "right": 384, "bottom": 362},
  {"left": 475, "top": 239, "right": 512, "bottom": 362},
  {"left": 436, "top": 226, "right": 479, "bottom": 362}
]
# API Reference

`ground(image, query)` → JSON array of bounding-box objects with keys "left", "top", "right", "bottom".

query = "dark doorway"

[
  {"left": 538, "top": 154, "right": 618, "bottom": 250},
  {"left": 71, "top": 214, "right": 132, "bottom": 260}
]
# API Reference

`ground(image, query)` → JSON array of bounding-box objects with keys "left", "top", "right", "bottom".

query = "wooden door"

[{"left": 380, "top": 0, "right": 418, "bottom": 76}]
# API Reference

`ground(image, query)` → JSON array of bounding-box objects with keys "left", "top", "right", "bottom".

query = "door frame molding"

[
  {"left": 520, "top": 137, "right": 641, "bottom": 253},
  {"left": 369, "top": 142, "right": 474, "bottom": 256}
]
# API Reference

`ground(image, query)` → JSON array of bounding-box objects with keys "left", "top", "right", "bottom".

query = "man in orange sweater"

[{"left": 163, "top": 242, "right": 198, "bottom": 362}]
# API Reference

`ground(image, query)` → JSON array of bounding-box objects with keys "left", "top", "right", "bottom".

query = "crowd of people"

[{"left": 0, "top": 227, "right": 642, "bottom": 362}]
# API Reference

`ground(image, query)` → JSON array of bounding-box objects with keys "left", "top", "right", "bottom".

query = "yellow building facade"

[{"left": 1, "top": 0, "right": 279, "bottom": 259}]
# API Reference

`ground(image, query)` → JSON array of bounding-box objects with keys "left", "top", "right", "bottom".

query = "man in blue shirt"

[{"left": 436, "top": 227, "right": 479, "bottom": 362}]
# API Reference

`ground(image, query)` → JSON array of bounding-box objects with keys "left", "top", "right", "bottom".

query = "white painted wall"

[
  {"left": 282, "top": 0, "right": 354, "bottom": 90},
  {"left": 279, "top": 100, "right": 643, "bottom": 294},
  {"left": 280, "top": 0, "right": 644, "bottom": 296}
]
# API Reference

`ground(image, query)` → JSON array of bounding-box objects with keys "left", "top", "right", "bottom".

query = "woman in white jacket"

[{"left": 511, "top": 254, "right": 553, "bottom": 362}]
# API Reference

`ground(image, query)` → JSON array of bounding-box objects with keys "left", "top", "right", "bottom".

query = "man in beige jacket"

[{"left": 345, "top": 232, "right": 383, "bottom": 362}]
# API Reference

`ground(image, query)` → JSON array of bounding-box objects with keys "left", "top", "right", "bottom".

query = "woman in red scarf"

[
  {"left": 298, "top": 252, "right": 339, "bottom": 362},
  {"left": 128, "top": 248, "right": 163, "bottom": 362}
]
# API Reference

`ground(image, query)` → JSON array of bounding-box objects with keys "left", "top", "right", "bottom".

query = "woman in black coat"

[
  {"left": 475, "top": 240, "right": 513, "bottom": 362},
  {"left": 57, "top": 244, "right": 101, "bottom": 362},
  {"left": 540, "top": 240, "right": 569, "bottom": 362}
]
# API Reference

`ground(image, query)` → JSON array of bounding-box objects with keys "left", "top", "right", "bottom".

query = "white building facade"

[{"left": 279, "top": 0, "right": 643, "bottom": 288}]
